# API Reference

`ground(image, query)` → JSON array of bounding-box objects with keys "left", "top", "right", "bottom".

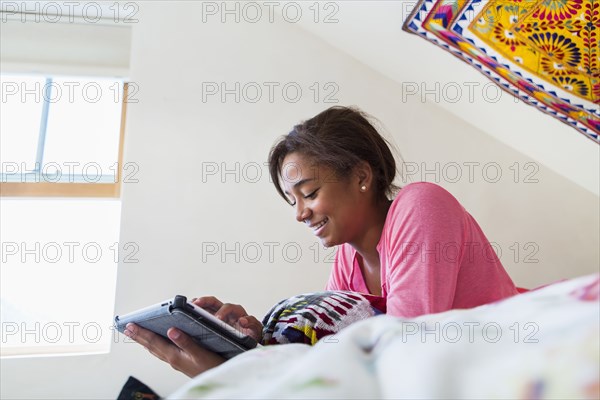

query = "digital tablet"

[{"left": 114, "top": 295, "right": 258, "bottom": 359}]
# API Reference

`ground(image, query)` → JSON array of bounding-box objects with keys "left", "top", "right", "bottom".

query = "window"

[
  {"left": 0, "top": 198, "right": 123, "bottom": 356},
  {"left": 0, "top": 74, "right": 130, "bottom": 357},
  {"left": 1, "top": 75, "right": 129, "bottom": 197}
]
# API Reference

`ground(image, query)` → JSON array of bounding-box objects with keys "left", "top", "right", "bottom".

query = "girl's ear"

[{"left": 354, "top": 161, "right": 374, "bottom": 189}]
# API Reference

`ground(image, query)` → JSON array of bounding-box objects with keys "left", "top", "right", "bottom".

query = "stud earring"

[{"left": 360, "top": 185, "right": 367, "bottom": 192}]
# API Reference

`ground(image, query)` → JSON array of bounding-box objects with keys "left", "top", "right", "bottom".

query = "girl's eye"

[{"left": 304, "top": 189, "right": 318, "bottom": 199}]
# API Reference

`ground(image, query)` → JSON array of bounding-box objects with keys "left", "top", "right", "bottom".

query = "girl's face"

[{"left": 280, "top": 152, "right": 372, "bottom": 248}]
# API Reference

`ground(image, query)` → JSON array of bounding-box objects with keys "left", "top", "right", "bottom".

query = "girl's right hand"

[{"left": 192, "top": 296, "right": 263, "bottom": 343}]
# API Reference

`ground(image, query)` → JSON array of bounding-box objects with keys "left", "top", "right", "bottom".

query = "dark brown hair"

[{"left": 268, "top": 106, "right": 399, "bottom": 204}]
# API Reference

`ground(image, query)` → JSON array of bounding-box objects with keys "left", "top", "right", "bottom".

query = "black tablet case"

[{"left": 114, "top": 295, "right": 257, "bottom": 359}]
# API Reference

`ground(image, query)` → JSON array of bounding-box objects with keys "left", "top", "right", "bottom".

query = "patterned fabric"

[
  {"left": 117, "top": 376, "right": 161, "bottom": 400},
  {"left": 403, "top": 0, "right": 600, "bottom": 141},
  {"left": 261, "top": 291, "right": 384, "bottom": 345}
]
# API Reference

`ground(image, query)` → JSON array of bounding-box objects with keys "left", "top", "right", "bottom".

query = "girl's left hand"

[{"left": 124, "top": 323, "right": 225, "bottom": 378}]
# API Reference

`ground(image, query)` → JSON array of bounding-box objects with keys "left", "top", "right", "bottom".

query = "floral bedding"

[{"left": 169, "top": 273, "right": 599, "bottom": 399}]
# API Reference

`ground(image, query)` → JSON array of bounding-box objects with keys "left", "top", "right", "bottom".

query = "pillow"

[{"left": 261, "top": 291, "right": 385, "bottom": 345}]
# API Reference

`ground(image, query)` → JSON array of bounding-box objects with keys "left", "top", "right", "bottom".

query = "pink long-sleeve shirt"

[{"left": 326, "top": 181, "right": 519, "bottom": 317}]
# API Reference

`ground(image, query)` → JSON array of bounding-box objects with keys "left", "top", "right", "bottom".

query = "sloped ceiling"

[{"left": 293, "top": 1, "right": 599, "bottom": 196}]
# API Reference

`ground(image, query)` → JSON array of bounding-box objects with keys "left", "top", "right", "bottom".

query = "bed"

[{"left": 159, "top": 273, "right": 600, "bottom": 399}]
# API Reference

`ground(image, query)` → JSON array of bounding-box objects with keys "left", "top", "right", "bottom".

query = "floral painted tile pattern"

[{"left": 403, "top": 0, "right": 599, "bottom": 142}]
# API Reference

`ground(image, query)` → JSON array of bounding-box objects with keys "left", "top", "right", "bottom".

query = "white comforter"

[{"left": 169, "top": 274, "right": 599, "bottom": 399}]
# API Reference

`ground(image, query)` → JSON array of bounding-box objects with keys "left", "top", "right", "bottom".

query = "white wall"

[{"left": 2, "top": 2, "right": 598, "bottom": 399}]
